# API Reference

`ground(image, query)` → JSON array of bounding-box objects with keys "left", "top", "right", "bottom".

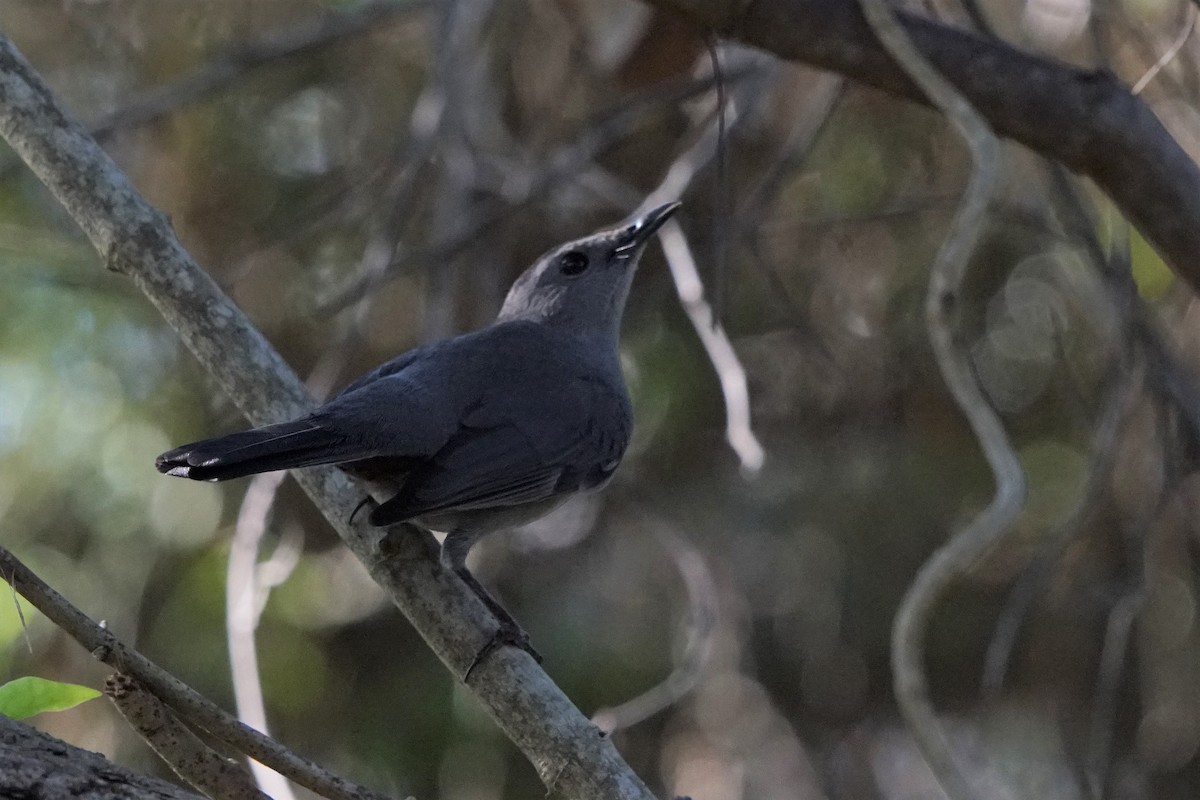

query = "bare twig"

[
  {"left": 0, "top": 33, "right": 656, "bottom": 800},
  {"left": 0, "top": 545, "right": 391, "bottom": 800},
  {"left": 226, "top": 471, "right": 298, "bottom": 800},
  {"left": 853, "top": 2, "right": 1023, "bottom": 800},
  {"left": 981, "top": 360, "right": 1142, "bottom": 694},
  {"left": 106, "top": 673, "right": 270, "bottom": 800},
  {"left": 592, "top": 516, "right": 717, "bottom": 733},
  {"left": 639, "top": 104, "right": 768, "bottom": 473},
  {"left": 1086, "top": 591, "right": 1143, "bottom": 798},
  {"left": 657, "top": 218, "right": 765, "bottom": 473},
  {"left": 566, "top": 79, "right": 768, "bottom": 471},
  {"left": 1131, "top": 4, "right": 1197, "bottom": 95},
  {"left": 705, "top": 36, "right": 731, "bottom": 323}
]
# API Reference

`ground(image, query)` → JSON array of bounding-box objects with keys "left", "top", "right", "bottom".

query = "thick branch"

[
  {"left": 0, "top": 714, "right": 202, "bottom": 800},
  {"left": 0, "top": 34, "right": 654, "bottom": 800},
  {"left": 648, "top": 0, "right": 1200, "bottom": 297}
]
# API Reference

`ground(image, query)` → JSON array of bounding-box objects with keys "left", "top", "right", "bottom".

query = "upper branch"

[{"left": 648, "top": 0, "right": 1200, "bottom": 297}]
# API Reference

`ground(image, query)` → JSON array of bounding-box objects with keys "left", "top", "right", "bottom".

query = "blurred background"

[{"left": 1, "top": 0, "right": 1199, "bottom": 798}]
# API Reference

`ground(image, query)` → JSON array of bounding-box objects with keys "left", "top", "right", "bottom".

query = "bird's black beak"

[{"left": 614, "top": 201, "right": 681, "bottom": 256}]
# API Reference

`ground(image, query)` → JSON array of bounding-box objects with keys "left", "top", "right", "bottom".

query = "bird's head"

[{"left": 497, "top": 202, "right": 680, "bottom": 338}]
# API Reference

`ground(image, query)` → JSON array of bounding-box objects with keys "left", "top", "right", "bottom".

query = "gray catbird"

[{"left": 157, "top": 201, "right": 680, "bottom": 668}]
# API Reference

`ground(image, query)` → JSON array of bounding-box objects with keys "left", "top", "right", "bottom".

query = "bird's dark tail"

[{"left": 156, "top": 419, "right": 360, "bottom": 481}]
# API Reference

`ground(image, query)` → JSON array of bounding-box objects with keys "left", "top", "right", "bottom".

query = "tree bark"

[
  {"left": 0, "top": 715, "right": 202, "bottom": 800},
  {"left": 646, "top": 0, "right": 1200, "bottom": 296}
]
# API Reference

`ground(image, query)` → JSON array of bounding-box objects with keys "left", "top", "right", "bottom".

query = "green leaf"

[
  {"left": 0, "top": 676, "right": 101, "bottom": 719},
  {"left": 1131, "top": 227, "right": 1174, "bottom": 300}
]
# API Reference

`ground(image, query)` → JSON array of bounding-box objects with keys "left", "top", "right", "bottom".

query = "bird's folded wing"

[
  {"left": 368, "top": 421, "right": 570, "bottom": 525},
  {"left": 369, "top": 377, "right": 627, "bottom": 524}
]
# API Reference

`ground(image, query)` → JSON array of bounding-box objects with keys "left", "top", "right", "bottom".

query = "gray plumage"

[{"left": 157, "top": 202, "right": 679, "bottom": 574}]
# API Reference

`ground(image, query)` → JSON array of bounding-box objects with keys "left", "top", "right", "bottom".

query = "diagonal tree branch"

[
  {"left": 645, "top": 0, "right": 1200, "bottom": 298},
  {"left": 0, "top": 33, "right": 655, "bottom": 800},
  {"left": 0, "top": 544, "right": 391, "bottom": 800}
]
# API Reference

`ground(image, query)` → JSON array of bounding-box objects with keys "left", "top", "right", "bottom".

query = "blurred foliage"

[{"left": 1, "top": 0, "right": 1200, "bottom": 798}]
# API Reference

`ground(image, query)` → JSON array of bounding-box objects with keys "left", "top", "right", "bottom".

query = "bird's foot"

[
  {"left": 453, "top": 565, "right": 543, "bottom": 680},
  {"left": 348, "top": 496, "right": 378, "bottom": 525},
  {"left": 464, "top": 617, "right": 543, "bottom": 682}
]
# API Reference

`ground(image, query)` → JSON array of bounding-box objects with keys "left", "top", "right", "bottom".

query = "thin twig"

[
  {"left": 638, "top": 99, "right": 768, "bottom": 473},
  {"left": 657, "top": 220, "right": 765, "bottom": 473},
  {"left": 1086, "top": 591, "right": 1143, "bottom": 798},
  {"left": 1131, "top": 4, "right": 1197, "bottom": 96},
  {"left": 705, "top": 34, "right": 730, "bottom": 326},
  {"left": 226, "top": 471, "right": 297, "bottom": 800},
  {"left": 854, "top": 2, "right": 1021, "bottom": 800},
  {"left": 225, "top": 337, "right": 359, "bottom": 800},
  {"left": 0, "top": 545, "right": 392, "bottom": 800},
  {"left": 592, "top": 516, "right": 717, "bottom": 733},
  {"left": 106, "top": 673, "right": 270, "bottom": 800},
  {"left": 981, "top": 359, "right": 1142, "bottom": 694}
]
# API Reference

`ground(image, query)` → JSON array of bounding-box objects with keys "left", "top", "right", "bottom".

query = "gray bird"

[{"left": 156, "top": 201, "right": 680, "bottom": 669}]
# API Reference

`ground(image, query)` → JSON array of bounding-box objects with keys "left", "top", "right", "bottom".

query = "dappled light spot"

[
  {"left": 259, "top": 87, "right": 354, "bottom": 178},
  {"left": 973, "top": 269, "right": 1071, "bottom": 413},
  {"left": 1018, "top": 440, "right": 1087, "bottom": 530},
  {"left": 149, "top": 476, "right": 223, "bottom": 547},
  {"left": 270, "top": 548, "right": 391, "bottom": 629},
  {"left": 1022, "top": 0, "right": 1091, "bottom": 46},
  {"left": 101, "top": 419, "right": 170, "bottom": 497},
  {"left": 0, "top": 359, "right": 40, "bottom": 453}
]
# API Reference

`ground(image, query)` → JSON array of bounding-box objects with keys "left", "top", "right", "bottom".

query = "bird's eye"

[{"left": 559, "top": 251, "right": 589, "bottom": 275}]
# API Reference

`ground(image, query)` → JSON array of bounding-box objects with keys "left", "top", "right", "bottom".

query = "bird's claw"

[
  {"left": 464, "top": 619, "right": 543, "bottom": 682},
  {"left": 348, "top": 496, "right": 377, "bottom": 525}
]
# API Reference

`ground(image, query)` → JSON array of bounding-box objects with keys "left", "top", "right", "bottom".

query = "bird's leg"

[
  {"left": 442, "top": 533, "right": 543, "bottom": 680},
  {"left": 455, "top": 565, "right": 543, "bottom": 678}
]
